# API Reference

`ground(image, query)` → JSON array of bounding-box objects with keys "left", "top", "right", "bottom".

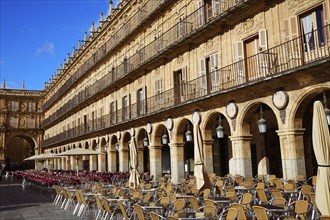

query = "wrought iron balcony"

[
  {"left": 41, "top": 0, "right": 265, "bottom": 129},
  {"left": 42, "top": 24, "right": 330, "bottom": 148},
  {"left": 42, "top": 0, "right": 170, "bottom": 111}
]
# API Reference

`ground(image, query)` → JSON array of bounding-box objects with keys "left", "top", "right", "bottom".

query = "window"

[
  {"left": 155, "top": 31, "right": 162, "bottom": 51},
  {"left": 10, "top": 101, "right": 19, "bottom": 111},
  {"left": 110, "top": 101, "right": 116, "bottom": 124},
  {"left": 155, "top": 79, "right": 163, "bottom": 108},
  {"left": 28, "top": 102, "right": 36, "bottom": 112},
  {"left": 122, "top": 95, "right": 129, "bottom": 121},
  {"left": 300, "top": 7, "right": 325, "bottom": 51},
  {"left": 137, "top": 88, "right": 146, "bottom": 116},
  {"left": 196, "top": 0, "right": 204, "bottom": 27},
  {"left": 177, "top": 16, "right": 186, "bottom": 39}
]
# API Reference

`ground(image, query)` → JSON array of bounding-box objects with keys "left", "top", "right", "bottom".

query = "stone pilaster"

[
  {"left": 61, "top": 157, "right": 66, "bottom": 170},
  {"left": 203, "top": 140, "right": 214, "bottom": 174},
  {"left": 169, "top": 142, "right": 185, "bottom": 183},
  {"left": 119, "top": 148, "right": 129, "bottom": 172},
  {"left": 137, "top": 147, "right": 145, "bottom": 173},
  {"left": 108, "top": 150, "right": 117, "bottom": 172},
  {"left": 90, "top": 155, "right": 98, "bottom": 171},
  {"left": 98, "top": 153, "right": 106, "bottom": 171},
  {"left": 70, "top": 156, "right": 76, "bottom": 170},
  {"left": 229, "top": 135, "right": 253, "bottom": 177},
  {"left": 277, "top": 129, "right": 306, "bottom": 180},
  {"left": 149, "top": 145, "right": 163, "bottom": 181}
]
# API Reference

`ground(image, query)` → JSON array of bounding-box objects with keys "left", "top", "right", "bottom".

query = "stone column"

[
  {"left": 108, "top": 149, "right": 117, "bottom": 172},
  {"left": 229, "top": 135, "right": 253, "bottom": 177},
  {"left": 149, "top": 145, "right": 162, "bottom": 181},
  {"left": 169, "top": 143, "right": 185, "bottom": 183},
  {"left": 203, "top": 139, "right": 214, "bottom": 174},
  {"left": 90, "top": 155, "right": 98, "bottom": 171},
  {"left": 61, "top": 157, "right": 66, "bottom": 170},
  {"left": 49, "top": 159, "right": 54, "bottom": 170},
  {"left": 98, "top": 153, "right": 107, "bottom": 172},
  {"left": 119, "top": 148, "right": 129, "bottom": 172},
  {"left": 277, "top": 129, "right": 306, "bottom": 180},
  {"left": 137, "top": 147, "right": 145, "bottom": 173},
  {"left": 77, "top": 157, "right": 83, "bottom": 171},
  {"left": 70, "top": 156, "right": 76, "bottom": 170},
  {"left": 66, "top": 156, "right": 71, "bottom": 170}
]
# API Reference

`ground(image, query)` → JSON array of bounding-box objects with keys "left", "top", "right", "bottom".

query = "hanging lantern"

[
  {"left": 162, "top": 128, "right": 168, "bottom": 145},
  {"left": 258, "top": 106, "right": 267, "bottom": 133},
  {"left": 185, "top": 123, "right": 193, "bottom": 142},
  {"left": 216, "top": 115, "right": 224, "bottom": 138},
  {"left": 143, "top": 132, "right": 149, "bottom": 147}
]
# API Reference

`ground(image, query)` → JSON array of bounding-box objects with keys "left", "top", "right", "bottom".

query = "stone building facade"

[
  {"left": 0, "top": 88, "right": 44, "bottom": 169},
  {"left": 41, "top": 0, "right": 330, "bottom": 182}
]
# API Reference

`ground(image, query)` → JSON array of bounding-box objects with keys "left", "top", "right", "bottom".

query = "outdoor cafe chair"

[
  {"left": 256, "top": 188, "right": 269, "bottom": 204},
  {"left": 298, "top": 184, "right": 313, "bottom": 200},
  {"left": 134, "top": 204, "right": 147, "bottom": 220},
  {"left": 286, "top": 200, "right": 310, "bottom": 220},
  {"left": 95, "top": 195, "right": 105, "bottom": 220},
  {"left": 118, "top": 200, "right": 134, "bottom": 220},
  {"left": 307, "top": 192, "right": 319, "bottom": 220},
  {"left": 102, "top": 196, "right": 120, "bottom": 220},
  {"left": 78, "top": 190, "right": 95, "bottom": 218},
  {"left": 168, "top": 198, "right": 186, "bottom": 217},
  {"left": 231, "top": 203, "right": 248, "bottom": 220},
  {"left": 273, "top": 178, "right": 284, "bottom": 190},
  {"left": 219, "top": 207, "right": 238, "bottom": 220},
  {"left": 253, "top": 205, "right": 269, "bottom": 220},
  {"left": 195, "top": 205, "right": 217, "bottom": 219},
  {"left": 73, "top": 189, "right": 82, "bottom": 215},
  {"left": 149, "top": 211, "right": 167, "bottom": 220},
  {"left": 271, "top": 189, "right": 284, "bottom": 198},
  {"left": 53, "top": 185, "right": 63, "bottom": 205}
]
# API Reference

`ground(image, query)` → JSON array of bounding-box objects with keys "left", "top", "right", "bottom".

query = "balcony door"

[{"left": 174, "top": 68, "right": 188, "bottom": 104}]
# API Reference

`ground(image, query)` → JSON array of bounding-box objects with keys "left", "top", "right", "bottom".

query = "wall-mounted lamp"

[
  {"left": 143, "top": 131, "right": 149, "bottom": 147},
  {"left": 162, "top": 127, "right": 168, "bottom": 145},
  {"left": 258, "top": 106, "right": 267, "bottom": 133},
  {"left": 185, "top": 123, "right": 193, "bottom": 142},
  {"left": 323, "top": 92, "right": 330, "bottom": 126},
  {"left": 216, "top": 115, "right": 224, "bottom": 138}
]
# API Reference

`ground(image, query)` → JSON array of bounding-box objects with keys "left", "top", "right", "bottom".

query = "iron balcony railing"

[
  {"left": 42, "top": 25, "right": 330, "bottom": 148},
  {"left": 42, "top": 0, "right": 168, "bottom": 111},
  {"left": 41, "top": 0, "right": 259, "bottom": 128}
]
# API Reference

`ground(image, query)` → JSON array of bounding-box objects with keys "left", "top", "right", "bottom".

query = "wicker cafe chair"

[
  {"left": 53, "top": 185, "right": 63, "bottom": 205},
  {"left": 94, "top": 195, "right": 105, "bottom": 220},
  {"left": 102, "top": 196, "right": 120, "bottom": 220},
  {"left": 231, "top": 203, "right": 248, "bottom": 220},
  {"left": 149, "top": 211, "right": 167, "bottom": 220},
  {"left": 256, "top": 188, "right": 269, "bottom": 204},
  {"left": 168, "top": 199, "right": 186, "bottom": 217},
  {"left": 73, "top": 189, "right": 82, "bottom": 215},
  {"left": 287, "top": 200, "right": 310, "bottom": 220},
  {"left": 117, "top": 200, "right": 134, "bottom": 220},
  {"left": 219, "top": 207, "right": 238, "bottom": 220},
  {"left": 134, "top": 204, "right": 147, "bottom": 220},
  {"left": 195, "top": 205, "right": 217, "bottom": 219},
  {"left": 253, "top": 205, "right": 269, "bottom": 220}
]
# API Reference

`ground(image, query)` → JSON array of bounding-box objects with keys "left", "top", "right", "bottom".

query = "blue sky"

[{"left": 0, "top": 0, "right": 119, "bottom": 90}]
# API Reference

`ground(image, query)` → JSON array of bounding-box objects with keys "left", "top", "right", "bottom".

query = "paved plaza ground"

[{"left": 0, "top": 176, "right": 85, "bottom": 220}]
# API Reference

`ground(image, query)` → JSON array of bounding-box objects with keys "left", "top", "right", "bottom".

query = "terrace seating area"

[{"left": 12, "top": 170, "right": 325, "bottom": 220}]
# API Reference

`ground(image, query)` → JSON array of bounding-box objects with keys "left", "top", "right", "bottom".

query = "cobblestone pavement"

[{"left": 0, "top": 176, "right": 93, "bottom": 220}]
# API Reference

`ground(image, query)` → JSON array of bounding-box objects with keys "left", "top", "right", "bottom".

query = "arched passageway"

[{"left": 4, "top": 134, "right": 36, "bottom": 171}]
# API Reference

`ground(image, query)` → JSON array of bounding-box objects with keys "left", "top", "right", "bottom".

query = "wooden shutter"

[
  {"left": 284, "top": 19, "right": 289, "bottom": 41},
  {"left": 324, "top": 0, "right": 330, "bottom": 25},
  {"left": 290, "top": 16, "right": 299, "bottom": 39},
  {"left": 197, "top": 0, "right": 204, "bottom": 27},
  {"left": 259, "top": 29, "right": 268, "bottom": 51},
  {"left": 210, "top": 53, "right": 219, "bottom": 90}
]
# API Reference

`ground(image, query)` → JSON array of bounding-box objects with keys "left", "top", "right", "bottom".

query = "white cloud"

[{"left": 35, "top": 42, "right": 55, "bottom": 56}]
